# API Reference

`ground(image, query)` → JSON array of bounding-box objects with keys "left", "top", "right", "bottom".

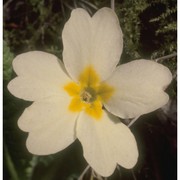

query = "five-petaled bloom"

[{"left": 8, "top": 8, "right": 172, "bottom": 177}]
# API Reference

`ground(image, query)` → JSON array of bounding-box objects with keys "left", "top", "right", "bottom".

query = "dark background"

[{"left": 3, "top": 0, "right": 177, "bottom": 179}]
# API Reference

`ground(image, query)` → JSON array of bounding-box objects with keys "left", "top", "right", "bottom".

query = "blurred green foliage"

[
  {"left": 3, "top": 41, "right": 14, "bottom": 81},
  {"left": 4, "top": 0, "right": 177, "bottom": 179}
]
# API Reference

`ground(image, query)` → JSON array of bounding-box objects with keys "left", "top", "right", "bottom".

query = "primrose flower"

[{"left": 8, "top": 8, "right": 172, "bottom": 177}]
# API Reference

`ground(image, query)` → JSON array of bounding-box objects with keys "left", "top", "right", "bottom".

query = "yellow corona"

[{"left": 64, "top": 65, "right": 114, "bottom": 119}]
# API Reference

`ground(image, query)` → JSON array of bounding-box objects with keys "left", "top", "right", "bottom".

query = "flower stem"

[
  {"left": 78, "top": 165, "right": 90, "bottom": 180},
  {"left": 4, "top": 143, "right": 19, "bottom": 180},
  {"left": 128, "top": 116, "right": 140, "bottom": 127},
  {"left": 155, "top": 53, "right": 177, "bottom": 62},
  {"left": 131, "top": 169, "right": 137, "bottom": 180},
  {"left": 111, "top": 0, "right": 115, "bottom": 11},
  {"left": 91, "top": 169, "right": 104, "bottom": 180}
]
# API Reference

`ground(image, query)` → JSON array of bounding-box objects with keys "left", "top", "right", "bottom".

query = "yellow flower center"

[{"left": 64, "top": 65, "right": 114, "bottom": 120}]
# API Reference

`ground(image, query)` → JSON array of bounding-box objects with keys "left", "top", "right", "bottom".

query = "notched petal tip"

[
  {"left": 120, "top": 151, "right": 139, "bottom": 170},
  {"left": 93, "top": 7, "right": 120, "bottom": 20},
  {"left": 7, "top": 80, "right": 14, "bottom": 95},
  {"left": 77, "top": 111, "right": 139, "bottom": 177},
  {"left": 62, "top": 7, "right": 123, "bottom": 81},
  {"left": 25, "top": 135, "right": 50, "bottom": 155},
  {"left": 161, "top": 65, "right": 173, "bottom": 90},
  {"left": 71, "top": 7, "right": 91, "bottom": 16},
  {"left": 104, "top": 59, "right": 173, "bottom": 119},
  {"left": 140, "top": 59, "right": 173, "bottom": 87},
  {"left": 7, "top": 77, "right": 28, "bottom": 101},
  {"left": 17, "top": 107, "right": 32, "bottom": 132}
]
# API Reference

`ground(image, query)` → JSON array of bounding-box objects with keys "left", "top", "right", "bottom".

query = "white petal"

[
  {"left": 104, "top": 60, "right": 172, "bottom": 119},
  {"left": 18, "top": 96, "right": 78, "bottom": 155},
  {"left": 62, "top": 8, "right": 123, "bottom": 82},
  {"left": 8, "top": 51, "right": 71, "bottom": 101},
  {"left": 76, "top": 111, "right": 138, "bottom": 177}
]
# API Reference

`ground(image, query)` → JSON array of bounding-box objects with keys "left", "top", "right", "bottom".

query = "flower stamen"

[
  {"left": 81, "top": 91, "right": 92, "bottom": 102},
  {"left": 80, "top": 87, "right": 96, "bottom": 103}
]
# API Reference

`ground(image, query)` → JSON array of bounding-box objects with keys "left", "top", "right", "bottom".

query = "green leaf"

[{"left": 3, "top": 41, "right": 14, "bottom": 82}]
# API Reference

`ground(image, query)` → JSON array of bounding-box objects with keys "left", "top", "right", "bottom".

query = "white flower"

[{"left": 7, "top": 8, "right": 172, "bottom": 177}]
